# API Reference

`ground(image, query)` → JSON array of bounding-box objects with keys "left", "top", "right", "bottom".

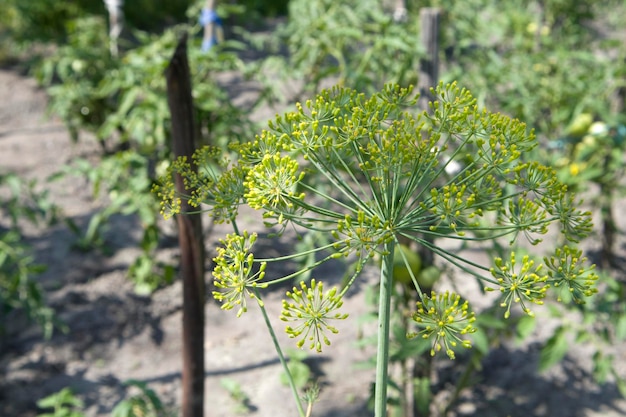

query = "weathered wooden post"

[
  {"left": 417, "top": 8, "right": 441, "bottom": 113},
  {"left": 599, "top": 66, "right": 626, "bottom": 269},
  {"left": 415, "top": 6, "right": 441, "bottom": 274},
  {"left": 165, "top": 34, "right": 206, "bottom": 417}
]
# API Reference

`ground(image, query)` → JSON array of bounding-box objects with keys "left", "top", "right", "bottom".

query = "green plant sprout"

[
  {"left": 111, "top": 379, "right": 174, "bottom": 417},
  {"left": 155, "top": 82, "right": 597, "bottom": 417},
  {"left": 220, "top": 377, "right": 256, "bottom": 414},
  {"left": 37, "top": 387, "right": 85, "bottom": 417}
]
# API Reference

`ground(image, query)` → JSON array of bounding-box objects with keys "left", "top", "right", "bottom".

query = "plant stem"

[
  {"left": 443, "top": 351, "right": 480, "bottom": 415},
  {"left": 374, "top": 241, "right": 395, "bottom": 417},
  {"left": 255, "top": 290, "right": 306, "bottom": 417}
]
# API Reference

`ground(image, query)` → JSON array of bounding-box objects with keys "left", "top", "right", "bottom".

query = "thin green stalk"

[
  {"left": 230, "top": 218, "right": 240, "bottom": 235},
  {"left": 374, "top": 241, "right": 395, "bottom": 417},
  {"left": 443, "top": 349, "right": 482, "bottom": 415},
  {"left": 255, "top": 289, "right": 306, "bottom": 417}
]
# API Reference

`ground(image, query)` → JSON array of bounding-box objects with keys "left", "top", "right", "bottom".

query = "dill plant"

[{"left": 154, "top": 82, "right": 597, "bottom": 417}]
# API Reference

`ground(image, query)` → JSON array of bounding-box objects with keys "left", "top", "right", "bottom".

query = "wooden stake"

[
  {"left": 165, "top": 34, "right": 206, "bottom": 417},
  {"left": 418, "top": 8, "right": 441, "bottom": 113}
]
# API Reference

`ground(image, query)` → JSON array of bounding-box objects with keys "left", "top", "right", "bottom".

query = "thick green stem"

[
  {"left": 255, "top": 291, "right": 306, "bottom": 417},
  {"left": 375, "top": 242, "right": 395, "bottom": 417}
]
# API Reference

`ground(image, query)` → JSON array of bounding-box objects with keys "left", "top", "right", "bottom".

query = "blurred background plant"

[
  {"left": 416, "top": 0, "right": 625, "bottom": 138},
  {"left": 0, "top": 172, "right": 61, "bottom": 341},
  {"left": 36, "top": 381, "right": 174, "bottom": 417},
  {"left": 247, "top": 0, "right": 424, "bottom": 99},
  {"left": 37, "top": 387, "right": 86, "bottom": 417},
  {"left": 27, "top": 1, "right": 261, "bottom": 293}
]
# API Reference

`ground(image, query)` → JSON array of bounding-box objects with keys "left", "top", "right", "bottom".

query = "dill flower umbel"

[
  {"left": 545, "top": 246, "right": 599, "bottom": 303},
  {"left": 212, "top": 232, "right": 267, "bottom": 317},
  {"left": 280, "top": 279, "right": 349, "bottom": 353},
  {"left": 487, "top": 252, "right": 549, "bottom": 318},
  {"left": 408, "top": 291, "right": 476, "bottom": 359}
]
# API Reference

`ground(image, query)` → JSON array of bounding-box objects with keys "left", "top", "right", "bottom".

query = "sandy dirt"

[{"left": 1, "top": 67, "right": 626, "bottom": 417}]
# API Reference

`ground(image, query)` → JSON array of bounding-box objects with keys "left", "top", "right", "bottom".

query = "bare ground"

[{"left": 1, "top": 67, "right": 626, "bottom": 417}]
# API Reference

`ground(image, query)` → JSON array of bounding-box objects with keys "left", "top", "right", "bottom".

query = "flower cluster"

[
  {"left": 244, "top": 153, "right": 306, "bottom": 225},
  {"left": 428, "top": 183, "right": 479, "bottom": 236},
  {"left": 152, "top": 146, "right": 245, "bottom": 222},
  {"left": 498, "top": 198, "right": 548, "bottom": 245},
  {"left": 155, "top": 82, "right": 598, "bottom": 359},
  {"left": 212, "top": 232, "right": 267, "bottom": 317},
  {"left": 152, "top": 177, "right": 181, "bottom": 220},
  {"left": 332, "top": 210, "right": 391, "bottom": 259},
  {"left": 487, "top": 252, "right": 548, "bottom": 318},
  {"left": 408, "top": 291, "right": 476, "bottom": 359},
  {"left": 552, "top": 193, "right": 594, "bottom": 243},
  {"left": 211, "top": 163, "right": 248, "bottom": 223},
  {"left": 545, "top": 246, "right": 599, "bottom": 303},
  {"left": 280, "top": 279, "right": 348, "bottom": 353}
]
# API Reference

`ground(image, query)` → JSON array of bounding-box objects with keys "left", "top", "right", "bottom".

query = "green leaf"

[
  {"left": 614, "top": 373, "right": 626, "bottom": 398},
  {"left": 285, "top": 348, "right": 308, "bottom": 362},
  {"left": 36, "top": 388, "right": 84, "bottom": 415},
  {"left": 538, "top": 326, "right": 569, "bottom": 372},
  {"left": 111, "top": 400, "right": 133, "bottom": 417},
  {"left": 140, "top": 225, "right": 160, "bottom": 252},
  {"left": 220, "top": 377, "right": 242, "bottom": 394},
  {"left": 475, "top": 313, "right": 508, "bottom": 330},
  {"left": 575, "top": 329, "right": 592, "bottom": 344},
  {"left": 515, "top": 315, "right": 536, "bottom": 343},
  {"left": 414, "top": 377, "right": 432, "bottom": 416},
  {"left": 592, "top": 351, "right": 612, "bottom": 384},
  {"left": 615, "top": 315, "right": 626, "bottom": 341},
  {"left": 471, "top": 327, "right": 490, "bottom": 355},
  {"left": 391, "top": 325, "right": 430, "bottom": 360},
  {"left": 133, "top": 282, "right": 155, "bottom": 296},
  {"left": 280, "top": 360, "right": 311, "bottom": 389}
]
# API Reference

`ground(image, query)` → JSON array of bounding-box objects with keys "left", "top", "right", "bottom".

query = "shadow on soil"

[{"left": 450, "top": 345, "right": 626, "bottom": 417}]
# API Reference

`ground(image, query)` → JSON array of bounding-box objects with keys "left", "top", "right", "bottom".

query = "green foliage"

[
  {"left": 551, "top": 119, "right": 626, "bottom": 190},
  {"left": 280, "top": 349, "right": 313, "bottom": 390},
  {"left": 235, "top": 0, "right": 290, "bottom": 18},
  {"left": 129, "top": 225, "right": 176, "bottom": 295},
  {"left": 123, "top": 0, "right": 193, "bottom": 32},
  {"left": 0, "top": 0, "right": 194, "bottom": 46},
  {"left": 112, "top": 380, "right": 171, "bottom": 417},
  {"left": 219, "top": 378, "right": 255, "bottom": 414},
  {"left": 37, "top": 381, "right": 172, "bottom": 417},
  {"left": 36, "top": 7, "right": 257, "bottom": 294},
  {"left": 538, "top": 325, "right": 569, "bottom": 371},
  {"left": 261, "top": 0, "right": 424, "bottom": 95},
  {"left": 0, "top": 172, "right": 59, "bottom": 229},
  {"left": 0, "top": 231, "right": 54, "bottom": 338},
  {"left": 0, "top": 0, "right": 104, "bottom": 43},
  {"left": 0, "top": 173, "right": 61, "bottom": 339},
  {"left": 438, "top": 0, "right": 626, "bottom": 138},
  {"left": 37, "top": 388, "right": 85, "bottom": 417},
  {"left": 35, "top": 16, "right": 116, "bottom": 144}
]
